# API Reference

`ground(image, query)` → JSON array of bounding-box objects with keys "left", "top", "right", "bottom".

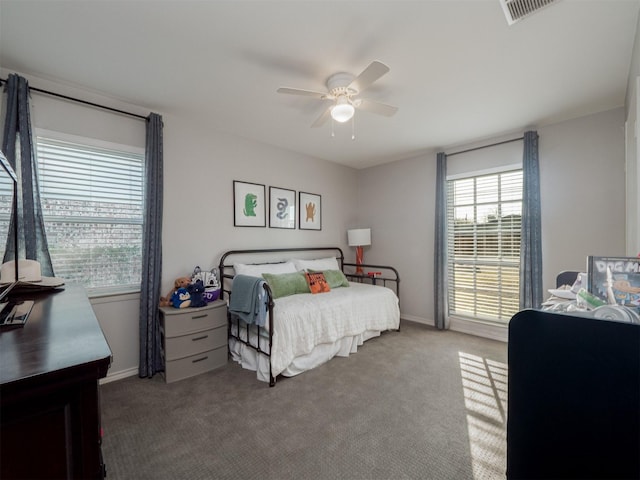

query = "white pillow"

[
  {"left": 293, "top": 257, "right": 340, "bottom": 272},
  {"left": 234, "top": 261, "right": 297, "bottom": 277}
]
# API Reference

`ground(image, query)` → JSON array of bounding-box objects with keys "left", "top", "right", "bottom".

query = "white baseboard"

[
  {"left": 100, "top": 366, "right": 139, "bottom": 384},
  {"left": 400, "top": 314, "right": 434, "bottom": 327},
  {"left": 401, "top": 313, "right": 507, "bottom": 343}
]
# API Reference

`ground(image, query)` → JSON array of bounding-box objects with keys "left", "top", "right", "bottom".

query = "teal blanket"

[{"left": 229, "top": 274, "right": 268, "bottom": 327}]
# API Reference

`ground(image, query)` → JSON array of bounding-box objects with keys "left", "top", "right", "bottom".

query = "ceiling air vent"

[{"left": 499, "top": 0, "right": 559, "bottom": 25}]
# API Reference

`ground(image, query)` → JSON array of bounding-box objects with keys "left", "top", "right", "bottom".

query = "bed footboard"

[{"left": 227, "top": 282, "right": 276, "bottom": 386}]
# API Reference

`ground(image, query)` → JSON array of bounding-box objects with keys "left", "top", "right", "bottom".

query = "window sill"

[{"left": 87, "top": 286, "right": 141, "bottom": 302}]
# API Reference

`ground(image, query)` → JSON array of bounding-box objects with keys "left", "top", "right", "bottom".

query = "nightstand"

[{"left": 159, "top": 300, "right": 227, "bottom": 383}]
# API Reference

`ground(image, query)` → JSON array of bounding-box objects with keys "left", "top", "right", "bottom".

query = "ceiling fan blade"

[
  {"left": 277, "top": 87, "right": 330, "bottom": 99},
  {"left": 348, "top": 61, "right": 390, "bottom": 94},
  {"left": 311, "top": 107, "right": 332, "bottom": 128},
  {"left": 356, "top": 99, "right": 398, "bottom": 117}
]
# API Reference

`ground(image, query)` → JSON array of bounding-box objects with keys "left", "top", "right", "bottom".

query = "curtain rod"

[
  {"left": 446, "top": 136, "right": 524, "bottom": 158},
  {"left": 0, "top": 77, "right": 148, "bottom": 121}
]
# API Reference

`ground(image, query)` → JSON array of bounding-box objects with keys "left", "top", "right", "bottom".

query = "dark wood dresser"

[
  {"left": 0, "top": 285, "right": 112, "bottom": 479},
  {"left": 507, "top": 309, "right": 640, "bottom": 479}
]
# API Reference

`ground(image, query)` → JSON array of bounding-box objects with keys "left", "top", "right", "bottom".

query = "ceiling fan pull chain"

[
  {"left": 351, "top": 114, "right": 356, "bottom": 140},
  {"left": 331, "top": 118, "right": 335, "bottom": 138}
]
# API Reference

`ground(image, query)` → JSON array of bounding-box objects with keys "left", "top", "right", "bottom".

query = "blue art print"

[{"left": 276, "top": 197, "right": 289, "bottom": 219}]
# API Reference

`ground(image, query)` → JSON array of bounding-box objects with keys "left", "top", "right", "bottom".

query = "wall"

[
  {"left": 356, "top": 154, "right": 435, "bottom": 326},
  {"left": 626, "top": 82, "right": 638, "bottom": 257},
  {"left": 161, "top": 113, "right": 359, "bottom": 290},
  {"left": 539, "top": 108, "right": 626, "bottom": 277},
  {"left": 625, "top": 12, "right": 640, "bottom": 257},
  {"left": 2, "top": 70, "right": 359, "bottom": 380},
  {"left": 358, "top": 108, "right": 627, "bottom": 337},
  {"left": 625, "top": 8, "right": 640, "bottom": 115}
]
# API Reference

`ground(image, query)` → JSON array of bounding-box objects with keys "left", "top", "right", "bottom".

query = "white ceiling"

[{"left": 1, "top": 0, "right": 639, "bottom": 169}]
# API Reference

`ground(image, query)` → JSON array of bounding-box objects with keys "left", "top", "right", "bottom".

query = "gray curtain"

[
  {"left": 519, "top": 130, "right": 543, "bottom": 309},
  {"left": 1, "top": 73, "right": 54, "bottom": 275},
  {"left": 434, "top": 152, "right": 449, "bottom": 329},
  {"left": 139, "top": 113, "right": 164, "bottom": 378}
]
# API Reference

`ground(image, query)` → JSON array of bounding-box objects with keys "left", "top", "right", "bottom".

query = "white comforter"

[{"left": 268, "top": 282, "right": 400, "bottom": 377}]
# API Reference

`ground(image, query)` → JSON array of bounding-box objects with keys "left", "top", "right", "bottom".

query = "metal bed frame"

[{"left": 219, "top": 246, "right": 400, "bottom": 387}]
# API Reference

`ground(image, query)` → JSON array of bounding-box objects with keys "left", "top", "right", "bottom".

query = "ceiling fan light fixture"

[{"left": 331, "top": 96, "right": 354, "bottom": 123}]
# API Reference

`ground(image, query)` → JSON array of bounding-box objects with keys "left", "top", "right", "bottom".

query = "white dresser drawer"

[
  {"left": 163, "top": 346, "right": 227, "bottom": 383},
  {"left": 164, "top": 325, "right": 226, "bottom": 361}
]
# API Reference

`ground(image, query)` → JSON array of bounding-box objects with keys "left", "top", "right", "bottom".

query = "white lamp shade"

[
  {"left": 347, "top": 228, "right": 371, "bottom": 247},
  {"left": 331, "top": 97, "right": 355, "bottom": 123}
]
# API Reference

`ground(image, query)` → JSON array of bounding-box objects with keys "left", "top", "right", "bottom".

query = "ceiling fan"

[{"left": 277, "top": 61, "right": 398, "bottom": 128}]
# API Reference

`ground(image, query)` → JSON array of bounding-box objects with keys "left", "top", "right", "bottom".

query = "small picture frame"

[
  {"left": 269, "top": 186, "right": 296, "bottom": 229},
  {"left": 299, "top": 191, "right": 321, "bottom": 230},
  {"left": 233, "top": 181, "right": 266, "bottom": 227}
]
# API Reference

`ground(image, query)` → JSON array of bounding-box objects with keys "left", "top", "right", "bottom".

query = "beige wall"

[
  {"left": 625, "top": 12, "right": 640, "bottom": 257},
  {"left": 625, "top": 9, "right": 640, "bottom": 114},
  {"left": 538, "top": 108, "right": 626, "bottom": 281},
  {"left": 357, "top": 108, "right": 627, "bottom": 327},
  {"left": 161, "top": 113, "right": 359, "bottom": 291},
  {"left": 356, "top": 155, "right": 436, "bottom": 325}
]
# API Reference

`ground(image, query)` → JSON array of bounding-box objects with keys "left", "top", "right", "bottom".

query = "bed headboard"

[{"left": 218, "top": 247, "right": 345, "bottom": 300}]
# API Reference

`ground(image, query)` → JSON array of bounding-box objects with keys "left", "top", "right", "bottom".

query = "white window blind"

[
  {"left": 0, "top": 167, "right": 13, "bottom": 260},
  {"left": 36, "top": 136, "right": 144, "bottom": 291},
  {"left": 447, "top": 169, "right": 522, "bottom": 323}
]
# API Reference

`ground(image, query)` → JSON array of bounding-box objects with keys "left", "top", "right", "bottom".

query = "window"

[
  {"left": 447, "top": 169, "right": 522, "bottom": 323},
  {"left": 35, "top": 135, "right": 144, "bottom": 292}
]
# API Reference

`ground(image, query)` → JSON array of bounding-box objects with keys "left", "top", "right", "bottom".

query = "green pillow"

[
  {"left": 262, "top": 272, "right": 310, "bottom": 299},
  {"left": 309, "top": 269, "right": 350, "bottom": 289}
]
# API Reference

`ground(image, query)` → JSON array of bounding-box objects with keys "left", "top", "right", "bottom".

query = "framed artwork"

[
  {"left": 233, "top": 181, "right": 266, "bottom": 227},
  {"left": 299, "top": 191, "right": 321, "bottom": 230},
  {"left": 587, "top": 256, "right": 640, "bottom": 307},
  {"left": 269, "top": 186, "right": 296, "bottom": 229}
]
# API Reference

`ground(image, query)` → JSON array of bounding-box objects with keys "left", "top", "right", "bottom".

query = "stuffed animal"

[
  {"left": 206, "top": 268, "right": 220, "bottom": 289},
  {"left": 187, "top": 279, "right": 207, "bottom": 308},
  {"left": 159, "top": 276, "right": 192, "bottom": 307},
  {"left": 171, "top": 287, "right": 191, "bottom": 308},
  {"left": 192, "top": 266, "right": 220, "bottom": 289}
]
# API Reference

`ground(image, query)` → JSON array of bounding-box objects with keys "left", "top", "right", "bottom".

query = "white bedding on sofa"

[{"left": 229, "top": 281, "right": 400, "bottom": 381}]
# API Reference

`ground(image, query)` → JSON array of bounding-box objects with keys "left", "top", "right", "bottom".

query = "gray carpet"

[{"left": 100, "top": 321, "right": 508, "bottom": 480}]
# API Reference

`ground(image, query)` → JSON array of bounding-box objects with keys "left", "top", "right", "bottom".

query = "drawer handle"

[
  {"left": 192, "top": 356, "right": 208, "bottom": 364},
  {"left": 191, "top": 335, "right": 208, "bottom": 341},
  {"left": 191, "top": 314, "right": 208, "bottom": 320}
]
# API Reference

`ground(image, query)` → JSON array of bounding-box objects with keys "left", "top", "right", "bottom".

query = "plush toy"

[
  {"left": 187, "top": 279, "right": 207, "bottom": 308},
  {"left": 192, "top": 266, "right": 220, "bottom": 289},
  {"left": 159, "top": 276, "right": 192, "bottom": 307},
  {"left": 171, "top": 287, "right": 191, "bottom": 308}
]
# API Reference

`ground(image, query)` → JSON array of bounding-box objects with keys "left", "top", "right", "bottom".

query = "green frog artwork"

[{"left": 243, "top": 193, "right": 257, "bottom": 217}]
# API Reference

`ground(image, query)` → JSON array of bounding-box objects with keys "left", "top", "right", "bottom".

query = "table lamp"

[{"left": 347, "top": 228, "right": 371, "bottom": 274}]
